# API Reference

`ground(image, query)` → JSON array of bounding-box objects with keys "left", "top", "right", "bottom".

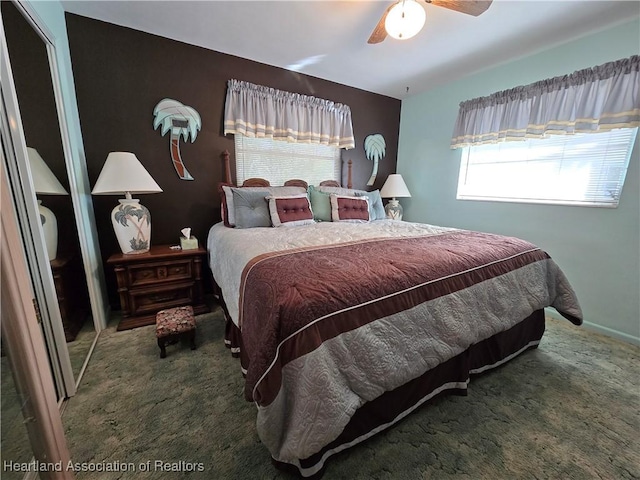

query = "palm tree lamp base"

[
  {"left": 385, "top": 199, "right": 404, "bottom": 221},
  {"left": 38, "top": 200, "right": 59, "bottom": 261},
  {"left": 111, "top": 199, "right": 152, "bottom": 254},
  {"left": 91, "top": 152, "right": 162, "bottom": 253}
]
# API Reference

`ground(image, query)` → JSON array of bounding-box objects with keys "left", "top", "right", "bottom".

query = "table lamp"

[
  {"left": 27, "top": 147, "right": 68, "bottom": 261},
  {"left": 91, "top": 152, "right": 162, "bottom": 254},
  {"left": 380, "top": 173, "right": 411, "bottom": 220}
]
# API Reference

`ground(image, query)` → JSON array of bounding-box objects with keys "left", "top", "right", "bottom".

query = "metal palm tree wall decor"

[
  {"left": 153, "top": 98, "right": 202, "bottom": 180},
  {"left": 364, "top": 133, "right": 386, "bottom": 186}
]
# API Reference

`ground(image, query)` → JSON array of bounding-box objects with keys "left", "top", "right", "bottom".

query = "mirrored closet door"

[{"left": 0, "top": 1, "right": 99, "bottom": 399}]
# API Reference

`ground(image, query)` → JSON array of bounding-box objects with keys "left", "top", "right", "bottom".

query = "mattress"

[{"left": 207, "top": 220, "right": 582, "bottom": 477}]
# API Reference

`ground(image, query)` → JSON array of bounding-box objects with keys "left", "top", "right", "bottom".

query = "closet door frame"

[
  {"left": 1, "top": 146, "right": 73, "bottom": 479},
  {"left": 1, "top": 1, "right": 86, "bottom": 399}
]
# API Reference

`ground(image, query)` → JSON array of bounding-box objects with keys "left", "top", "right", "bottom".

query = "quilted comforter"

[{"left": 207, "top": 220, "right": 582, "bottom": 476}]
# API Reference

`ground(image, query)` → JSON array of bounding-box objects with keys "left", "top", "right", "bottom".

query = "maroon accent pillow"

[
  {"left": 330, "top": 194, "right": 370, "bottom": 223},
  {"left": 266, "top": 194, "right": 315, "bottom": 227}
]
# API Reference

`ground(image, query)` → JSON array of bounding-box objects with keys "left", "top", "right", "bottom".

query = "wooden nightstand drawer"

[
  {"left": 129, "top": 281, "right": 194, "bottom": 316},
  {"left": 107, "top": 245, "right": 210, "bottom": 331},
  {"left": 128, "top": 259, "right": 192, "bottom": 287}
]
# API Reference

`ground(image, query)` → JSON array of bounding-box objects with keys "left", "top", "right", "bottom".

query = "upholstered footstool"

[{"left": 155, "top": 305, "right": 196, "bottom": 358}]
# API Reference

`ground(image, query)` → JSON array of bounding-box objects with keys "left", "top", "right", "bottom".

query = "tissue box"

[{"left": 180, "top": 236, "right": 198, "bottom": 250}]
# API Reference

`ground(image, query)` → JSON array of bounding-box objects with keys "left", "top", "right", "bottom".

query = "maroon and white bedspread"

[{"left": 206, "top": 221, "right": 582, "bottom": 475}]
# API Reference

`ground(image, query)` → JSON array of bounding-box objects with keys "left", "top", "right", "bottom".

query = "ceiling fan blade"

[
  {"left": 428, "top": 0, "right": 493, "bottom": 16},
  {"left": 367, "top": 4, "right": 395, "bottom": 44}
]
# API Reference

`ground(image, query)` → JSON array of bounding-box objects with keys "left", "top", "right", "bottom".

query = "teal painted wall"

[{"left": 398, "top": 19, "right": 640, "bottom": 343}]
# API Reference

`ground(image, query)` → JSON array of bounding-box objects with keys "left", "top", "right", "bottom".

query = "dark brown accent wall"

[{"left": 65, "top": 13, "right": 401, "bottom": 307}]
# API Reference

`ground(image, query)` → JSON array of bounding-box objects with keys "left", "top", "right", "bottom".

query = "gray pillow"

[
  {"left": 355, "top": 190, "right": 386, "bottom": 221},
  {"left": 232, "top": 188, "right": 271, "bottom": 228}
]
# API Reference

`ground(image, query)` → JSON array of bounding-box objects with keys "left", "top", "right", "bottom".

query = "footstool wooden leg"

[
  {"left": 158, "top": 338, "right": 167, "bottom": 359},
  {"left": 156, "top": 305, "right": 196, "bottom": 359}
]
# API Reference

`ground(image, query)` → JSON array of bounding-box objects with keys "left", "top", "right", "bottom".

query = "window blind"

[
  {"left": 457, "top": 128, "right": 637, "bottom": 207},
  {"left": 235, "top": 135, "right": 341, "bottom": 186}
]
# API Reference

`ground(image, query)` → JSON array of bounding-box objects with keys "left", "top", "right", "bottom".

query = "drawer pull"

[{"left": 150, "top": 293, "right": 178, "bottom": 303}]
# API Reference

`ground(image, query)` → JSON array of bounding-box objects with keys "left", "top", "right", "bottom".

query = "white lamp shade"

[
  {"left": 380, "top": 174, "right": 411, "bottom": 199},
  {"left": 26, "top": 147, "right": 68, "bottom": 195},
  {"left": 91, "top": 152, "right": 163, "bottom": 195},
  {"left": 385, "top": 0, "right": 426, "bottom": 40}
]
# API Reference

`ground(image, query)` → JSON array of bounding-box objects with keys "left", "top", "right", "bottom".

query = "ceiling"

[{"left": 61, "top": 0, "right": 640, "bottom": 100}]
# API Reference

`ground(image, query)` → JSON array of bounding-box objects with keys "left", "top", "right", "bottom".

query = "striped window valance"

[
  {"left": 223, "top": 79, "right": 355, "bottom": 149},
  {"left": 451, "top": 55, "right": 640, "bottom": 149}
]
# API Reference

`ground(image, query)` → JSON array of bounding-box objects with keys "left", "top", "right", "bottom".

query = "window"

[
  {"left": 234, "top": 135, "right": 341, "bottom": 186},
  {"left": 457, "top": 128, "right": 637, "bottom": 207}
]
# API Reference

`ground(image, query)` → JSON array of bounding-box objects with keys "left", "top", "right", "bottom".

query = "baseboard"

[{"left": 544, "top": 308, "right": 640, "bottom": 346}]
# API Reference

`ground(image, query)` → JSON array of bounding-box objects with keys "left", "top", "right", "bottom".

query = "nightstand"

[{"left": 107, "top": 245, "right": 210, "bottom": 331}]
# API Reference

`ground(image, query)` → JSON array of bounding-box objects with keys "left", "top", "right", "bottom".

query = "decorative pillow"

[
  {"left": 231, "top": 188, "right": 271, "bottom": 228},
  {"left": 317, "top": 185, "right": 385, "bottom": 221},
  {"left": 355, "top": 190, "right": 386, "bottom": 221},
  {"left": 220, "top": 184, "right": 306, "bottom": 227},
  {"left": 218, "top": 182, "right": 234, "bottom": 227},
  {"left": 316, "top": 185, "right": 358, "bottom": 196},
  {"left": 308, "top": 185, "right": 332, "bottom": 222},
  {"left": 330, "top": 194, "right": 370, "bottom": 223},
  {"left": 266, "top": 194, "right": 315, "bottom": 227}
]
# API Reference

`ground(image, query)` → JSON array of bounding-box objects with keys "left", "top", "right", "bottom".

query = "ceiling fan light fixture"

[{"left": 384, "top": 0, "right": 426, "bottom": 40}]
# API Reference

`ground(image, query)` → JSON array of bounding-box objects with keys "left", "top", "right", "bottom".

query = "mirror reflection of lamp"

[{"left": 27, "top": 147, "right": 69, "bottom": 261}]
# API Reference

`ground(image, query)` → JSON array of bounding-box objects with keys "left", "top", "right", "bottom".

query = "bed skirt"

[{"left": 224, "top": 309, "right": 545, "bottom": 478}]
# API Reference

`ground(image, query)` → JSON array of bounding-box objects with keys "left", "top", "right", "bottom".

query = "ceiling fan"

[{"left": 368, "top": 0, "right": 493, "bottom": 44}]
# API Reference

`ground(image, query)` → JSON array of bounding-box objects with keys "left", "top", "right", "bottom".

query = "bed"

[{"left": 207, "top": 155, "right": 582, "bottom": 477}]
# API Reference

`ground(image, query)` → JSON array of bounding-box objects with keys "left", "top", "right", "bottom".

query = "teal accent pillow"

[
  {"left": 308, "top": 185, "right": 332, "bottom": 222},
  {"left": 356, "top": 190, "right": 386, "bottom": 221},
  {"left": 232, "top": 188, "right": 271, "bottom": 228}
]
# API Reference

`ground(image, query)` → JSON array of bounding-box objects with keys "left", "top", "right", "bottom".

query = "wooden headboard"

[{"left": 220, "top": 150, "right": 352, "bottom": 189}]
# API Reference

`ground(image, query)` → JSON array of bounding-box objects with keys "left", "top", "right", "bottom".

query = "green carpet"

[
  {"left": 1, "top": 319, "right": 96, "bottom": 480},
  {"left": 62, "top": 307, "right": 640, "bottom": 479},
  {"left": 1, "top": 355, "right": 34, "bottom": 480}
]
